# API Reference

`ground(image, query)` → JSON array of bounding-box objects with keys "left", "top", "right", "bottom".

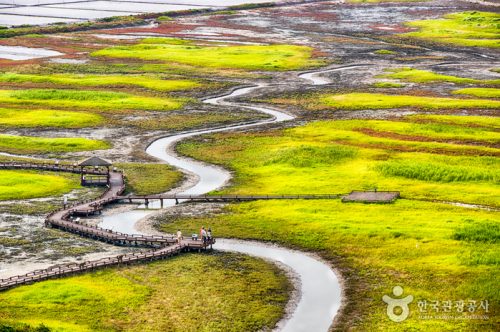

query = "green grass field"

[
  {"left": 166, "top": 116, "right": 499, "bottom": 331},
  {"left": 374, "top": 49, "right": 397, "bottom": 55},
  {"left": 177, "top": 117, "right": 499, "bottom": 205},
  {"left": 159, "top": 200, "right": 499, "bottom": 331},
  {"left": 271, "top": 92, "right": 500, "bottom": 111},
  {"left": 128, "top": 112, "right": 262, "bottom": 131},
  {"left": 405, "top": 114, "right": 500, "bottom": 130},
  {"left": 117, "top": 163, "right": 182, "bottom": 195},
  {"left": 453, "top": 88, "right": 500, "bottom": 98},
  {"left": 0, "top": 89, "right": 186, "bottom": 112},
  {"left": 0, "top": 73, "right": 201, "bottom": 92},
  {"left": 344, "top": 119, "right": 500, "bottom": 145},
  {"left": 0, "top": 170, "right": 80, "bottom": 200},
  {"left": 0, "top": 253, "right": 290, "bottom": 332},
  {"left": 92, "top": 38, "right": 324, "bottom": 71},
  {"left": 401, "top": 11, "right": 500, "bottom": 48},
  {"left": 381, "top": 68, "right": 500, "bottom": 85},
  {"left": 0, "top": 108, "right": 103, "bottom": 128},
  {"left": 371, "top": 82, "right": 404, "bottom": 88},
  {"left": 0, "top": 7, "right": 498, "bottom": 331},
  {"left": 0, "top": 135, "right": 109, "bottom": 154}
]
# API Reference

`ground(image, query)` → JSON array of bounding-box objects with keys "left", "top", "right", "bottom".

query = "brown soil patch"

[
  {"left": 394, "top": 117, "right": 500, "bottom": 132},
  {"left": 334, "top": 140, "right": 500, "bottom": 157},
  {"left": 356, "top": 128, "right": 500, "bottom": 149}
]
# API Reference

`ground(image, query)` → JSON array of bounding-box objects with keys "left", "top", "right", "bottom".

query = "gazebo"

[{"left": 78, "top": 156, "right": 112, "bottom": 186}]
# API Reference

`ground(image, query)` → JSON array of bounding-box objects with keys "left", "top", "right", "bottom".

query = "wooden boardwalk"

[
  {"left": 0, "top": 239, "right": 212, "bottom": 291},
  {"left": 0, "top": 161, "right": 351, "bottom": 291},
  {"left": 0, "top": 161, "right": 108, "bottom": 175},
  {"left": 0, "top": 161, "right": 399, "bottom": 291},
  {"left": 0, "top": 162, "right": 397, "bottom": 291},
  {"left": 119, "top": 194, "right": 342, "bottom": 206},
  {"left": 0, "top": 162, "right": 214, "bottom": 291}
]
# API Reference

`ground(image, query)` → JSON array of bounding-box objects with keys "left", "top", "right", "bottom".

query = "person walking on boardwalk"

[
  {"left": 201, "top": 226, "right": 207, "bottom": 244},
  {"left": 176, "top": 229, "right": 183, "bottom": 243}
]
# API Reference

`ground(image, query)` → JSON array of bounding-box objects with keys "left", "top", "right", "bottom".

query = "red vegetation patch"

[
  {"left": 0, "top": 59, "right": 36, "bottom": 67},
  {"left": 0, "top": 36, "right": 101, "bottom": 57},
  {"left": 105, "top": 22, "right": 202, "bottom": 35},
  {"left": 203, "top": 16, "right": 269, "bottom": 33},
  {"left": 356, "top": 128, "right": 499, "bottom": 149},
  {"left": 401, "top": 118, "right": 500, "bottom": 132},
  {"left": 335, "top": 140, "right": 500, "bottom": 157},
  {"left": 276, "top": 8, "right": 338, "bottom": 22},
  {"left": 101, "top": 15, "right": 270, "bottom": 43}
]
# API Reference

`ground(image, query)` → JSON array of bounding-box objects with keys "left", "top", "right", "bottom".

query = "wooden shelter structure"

[{"left": 78, "top": 156, "right": 112, "bottom": 186}]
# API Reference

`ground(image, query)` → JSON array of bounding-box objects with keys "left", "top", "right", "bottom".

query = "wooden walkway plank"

[{"left": 0, "top": 161, "right": 339, "bottom": 291}]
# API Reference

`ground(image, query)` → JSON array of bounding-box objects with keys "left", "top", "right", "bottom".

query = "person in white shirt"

[{"left": 201, "top": 227, "right": 207, "bottom": 244}]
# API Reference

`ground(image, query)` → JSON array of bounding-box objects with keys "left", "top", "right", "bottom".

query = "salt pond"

[
  {"left": 0, "top": 45, "right": 62, "bottom": 60},
  {"left": 0, "top": 0, "right": 280, "bottom": 27}
]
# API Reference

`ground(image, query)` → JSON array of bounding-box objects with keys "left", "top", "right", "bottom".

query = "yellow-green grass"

[
  {"left": 453, "top": 87, "right": 500, "bottom": 98},
  {"left": 401, "top": 11, "right": 500, "bottom": 48},
  {"left": 159, "top": 200, "right": 499, "bottom": 331},
  {"left": 177, "top": 120, "right": 500, "bottom": 206},
  {"left": 0, "top": 89, "right": 186, "bottom": 112},
  {"left": 117, "top": 163, "right": 182, "bottom": 195},
  {"left": 0, "top": 253, "right": 290, "bottom": 332},
  {"left": 291, "top": 119, "right": 500, "bottom": 156},
  {"left": 0, "top": 108, "right": 103, "bottom": 128},
  {"left": 405, "top": 114, "right": 500, "bottom": 130},
  {"left": 319, "top": 93, "right": 500, "bottom": 110},
  {"left": 0, "top": 135, "right": 109, "bottom": 154},
  {"left": 0, "top": 170, "right": 79, "bottom": 200},
  {"left": 271, "top": 92, "right": 500, "bottom": 111},
  {"left": 168, "top": 119, "right": 499, "bottom": 330},
  {"left": 381, "top": 67, "right": 500, "bottom": 85},
  {"left": 374, "top": 49, "right": 397, "bottom": 55},
  {"left": 141, "top": 63, "right": 263, "bottom": 79},
  {"left": 371, "top": 82, "right": 404, "bottom": 88},
  {"left": 346, "top": 119, "right": 500, "bottom": 145},
  {"left": 0, "top": 73, "right": 201, "bottom": 92},
  {"left": 128, "top": 112, "right": 262, "bottom": 131},
  {"left": 92, "top": 38, "right": 324, "bottom": 71}
]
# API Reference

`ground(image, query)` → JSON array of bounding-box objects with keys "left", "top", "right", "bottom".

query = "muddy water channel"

[{"left": 99, "top": 68, "right": 345, "bottom": 331}]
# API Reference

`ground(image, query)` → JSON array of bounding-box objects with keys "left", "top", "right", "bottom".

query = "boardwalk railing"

[
  {"left": 0, "top": 161, "right": 337, "bottom": 291},
  {"left": 2, "top": 243, "right": 179, "bottom": 291},
  {"left": 0, "top": 239, "right": 215, "bottom": 291},
  {"left": 119, "top": 193, "right": 344, "bottom": 205},
  {"left": 0, "top": 161, "right": 110, "bottom": 175}
]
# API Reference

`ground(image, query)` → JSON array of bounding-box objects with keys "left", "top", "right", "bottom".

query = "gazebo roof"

[{"left": 78, "top": 156, "right": 112, "bottom": 167}]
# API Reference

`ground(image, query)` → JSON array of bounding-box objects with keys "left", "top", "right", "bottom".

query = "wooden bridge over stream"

[
  {"left": 0, "top": 160, "right": 395, "bottom": 291},
  {"left": 119, "top": 194, "right": 343, "bottom": 207},
  {"left": 0, "top": 161, "right": 342, "bottom": 291},
  {"left": 0, "top": 161, "right": 215, "bottom": 291}
]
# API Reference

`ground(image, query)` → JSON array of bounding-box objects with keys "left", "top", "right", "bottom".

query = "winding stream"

[
  {"left": 99, "top": 72, "right": 343, "bottom": 331},
  {"left": 299, "top": 64, "right": 370, "bottom": 85}
]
